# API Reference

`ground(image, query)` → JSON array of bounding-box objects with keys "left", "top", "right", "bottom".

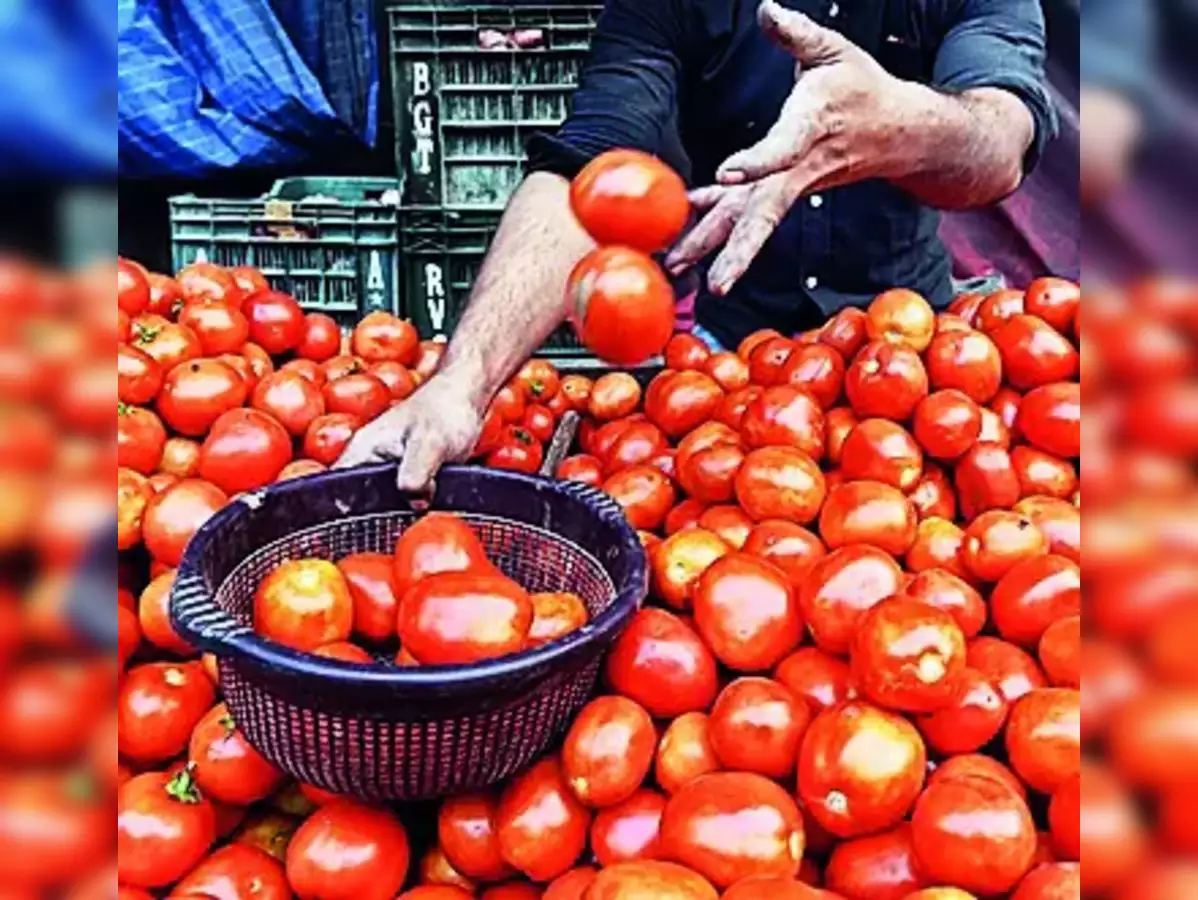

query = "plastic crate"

[
  {"left": 169, "top": 178, "right": 401, "bottom": 324},
  {"left": 389, "top": 1, "right": 602, "bottom": 209}
]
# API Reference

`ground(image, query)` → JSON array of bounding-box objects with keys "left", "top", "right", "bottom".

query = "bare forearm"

[
  {"left": 888, "top": 85, "right": 1034, "bottom": 210},
  {"left": 438, "top": 172, "right": 595, "bottom": 408}
]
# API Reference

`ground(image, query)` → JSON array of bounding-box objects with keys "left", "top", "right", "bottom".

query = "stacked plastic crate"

[{"left": 389, "top": 0, "right": 603, "bottom": 363}]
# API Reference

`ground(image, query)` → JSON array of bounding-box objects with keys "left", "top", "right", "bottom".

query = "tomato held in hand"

[
  {"left": 254, "top": 559, "right": 354, "bottom": 652},
  {"left": 142, "top": 478, "right": 229, "bottom": 567},
  {"left": 118, "top": 768, "right": 216, "bottom": 888},
  {"left": 252, "top": 370, "right": 326, "bottom": 436},
  {"left": 570, "top": 149, "right": 689, "bottom": 253},
  {"left": 399, "top": 572, "right": 532, "bottom": 664},
  {"left": 497, "top": 757, "right": 591, "bottom": 882},
  {"left": 563, "top": 695, "right": 656, "bottom": 808},
  {"left": 198, "top": 408, "right": 293, "bottom": 494},
  {"left": 798, "top": 700, "right": 926, "bottom": 838},
  {"left": 568, "top": 247, "right": 675, "bottom": 366},
  {"left": 286, "top": 800, "right": 411, "bottom": 900},
  {"left": 189, "top": 702, "right": 283, "bottom": 805},
  {"left": 693, "top": 553, "right": 802, "bottom": 671},
  {"left": 660, "top": 772, "right": 803, "bottom": 888},
  {"left": 243, "top": 290, "right": 305, "bottom": 355},
  {"left": 605, "top": 608, "right": 718, "bottom": 718}
]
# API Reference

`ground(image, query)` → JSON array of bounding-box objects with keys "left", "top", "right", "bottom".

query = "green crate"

[
  {"left": 399, "top": 206, "right": 598, "bottom": 361},
  {"left": 169, "top": 177, "right": 401, "bottom": 325},
  {"left": 389, "top": 2, "right": 602, "bottom": 210}
]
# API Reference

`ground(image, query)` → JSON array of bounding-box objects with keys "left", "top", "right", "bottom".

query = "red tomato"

[
  {"left": 286, "top": 800, "right": 411, "bottom": 900},
  {"left": 655, "top": 712, "right": 720, "bottom": 796},
  {"left": 1040, "top": 614, "right": 1081, "bottom": 688},
  {"left": 589, "top": 372, "right": 643, "bottom": 421},
  {"left": 303, "top": 412, "right": 360, "bottom": 465},
  {"left": 276, "top": 458, "right": 326, "bottom": 481},
  {"left": 647, "top": 371, "right": 724, "bottom": 439},
  {"left": 603, "top": 465, "right": 676, "bottom": 531},
  {"left": 961, "top": 510, "right": 1048, "bottom": 582},
  {"left": 840, "top": 418, "right": 923, "bottom": 490},
  {"left": 704, "top": 351, "right": 751, "bottom": 392},
  {"left": 664, "top": 498, "right": 708, "bottom": 535},
  {"left": 158, "top": 359, "right": 248, "bottom": 437},
  {"left": 117, "top": 404, "right": 166, "bottom": 475},
  {"left": 734, "top": 446, "right": 826, "bottom": 524},
  {"left": 130, "top": 316, "right": 202, "bottom": 371},
  {"left": 313, "top": 641, "right": 375, "bottom": 663},
  {"left": 650, "top": 528, "right": 730, "bottom": 610},
  {"left": 189, "top": 702, "right": 283, "bottom": 805},
  {"left": 925, "top": 329, "right": 1003, "bottom": 403},
  {"left": 563, "top": 695, "right": 656, "bottom": 808},
  {"left": 845, "top": 340, "right": 928, "bottom": 420},
  {"left": 438, "top": 794, "right": 514, "bottom": 882},
  {"left": 917, "top": 666, "right": 1009, "bottom": 755},
  {"left": 741, "top": 385, "right": 825, "bottom": 458},
  {"left": 118, "top": 258, "right": 151, "bottom": 315},
  {"left": 323, "top": 372, "right": 390, "bottom": 422},
  {"left": 913, "top": 389, "right": 982, "bottom": 460},
  {"left": 676, "top": 439, "right": 744, "bottom": 504},
  {"left": 570, "top": 149, "right": 689, "bottom": 253},
  {"left": 1024, "top": 277, "right": 1081, "bottom": 332},
  {"left": 0, "top": 660, "right": 110, "bottom": 762},
  {"left": 250, "top": 369, "right": 326, "bottom": 436},
  {"left": 954, "top": 443, "right": 1022, "bottom": 519},
  {"left": 228, "top": 265, "right": 270, "bottom": 297},
  {"left": 117, "top": 661, "right": 215, "bottom": 763},
  {"left": 747, "top": 337, "right": 795, "bottom": 386},
  {"left": 321, "top": 354, "right": 365, "bottom": 382},
  {"left": 1017, "top": 382, "right": 1080, "bottom": 459},
  {"left": 1011, "top": 446, "right": 1076, "bottom": 499},
  {"left": 522, "top": 403, "right": 556, "bottom": 443},
  {"left": 798, "top": 700, "right": 926, "bottom": 838},
  {"left": 178, "top": 301, "right": 251, "bottom": 355},
  {"left": 497, "top": 757, "right": 591, "bottom": 882},
  {"left": 902, "top": 567, "right": 986, "bottom": 636},
  {"left": 137, "top": 570, "right": 192, "bottom": 655},
  {"left": 172, "top": 843, "right": 290, "bottom": 900},
  {"left": 146, "top": 271, "right": 184, "bottom": 317},
  {"left": 799, "top": 545, "right": 904, "bottom": 657},
  {"left": 568, "top": 247, "right": 675, "bottom": 366},
  {"left": 528, "top": 591, "right": 589, "bottom": 647},
  {"left": 605, "top": 608, "right": 718, "bottom": 718},
  {"left": 824, "top": 407, "right": 858, "bottom": 465},
  {"left": 118, "top": 769, "right": 216, "bottom": 888},
  {"left": 774, "top": 647, "right": 855, "bottom": 714},
  {"left": 866, "top": 288, "right": 935, "bottom": 351},
  {"left": 976, "top": 288, "right": 1027, "bottom": 333},
  {"left": 557, "top": 454, "right": 604, "bottom": 487},
  {"left": 708, "top": 676, "right": 811, "bottom": 778},
  {"left": 968, "top": 637, "right": 1047, "bottom": 705},
  {"left": 778, "top": 342, "right": 846, "bottom": 409},
  {"left": 990, "top": 314, "right": 1078, "bottom": 390},
  {"left": 370, "top": 360, "right": 418, "bottom": 401},
  {"left": 990, "top": 555, "right": 1080, "bottom": 647},
  {"left": 604, "top": 421, "right": 666, "bottom": 475},
  {"left": 254, "top": 559, "right": 353, "bottom": 652},
  {"left": 178, "top": 262, "right": 243, "bottom": 307},
  {"left": 487, "top": 426, "right": 545, "bottom": 474},
  {"left": 824, "top": 824, "right": 924, "bottom": 900},
  {"left": 142, "top": 478, "right": 229, "bottom": 567},
  {"left": 818, "top": 480, "right": 917, "bottom": 557},
  {"left": 198, "top": 408, "right": 293, "bottom": 494},
  {"left": 587, "top": 861, "right": 718, "bottom": 900},
  {"left": 118, "top": 344, "right": 164, "bottom": 406},
  {"left": 697, "top": 505, "right": 752, "bottom": 549},
  {"left": 393, "top": 512, "right": 495, "bottom": 594},
  {"left": 693, "top": 553, "right": 802, "bottom": 671},
  {"left": 660, "top": 772, "right": 803, "bottom": 888},
  {"left": 351, "top": 311, "right": 419, "bottom": 365},
  {"left": 819, "top": 308, "right": 869, "bottom": 359},
  {"left": 399, "top": 573, "right": 532, "bottom": 664},
  {"left": 514, "top": 359, "right": 561, "bottom": 402},
  {"left": 297, "top": 312, "right": 342, "bottom": 361},
  {"left": 241, "top": 291, "right": 304, "bottom": 354},
  {"left": 1005, "top": 688, "right": 1080, "bottom": 795},
  {"left": 662, "top": 334, "right": 712, "bottom": 375},
  {"left": 335, "top": 552, "right": 401, "bottom": 645},
  {"left": 591, "top": 789, "right": 665, "bottom": 867}
]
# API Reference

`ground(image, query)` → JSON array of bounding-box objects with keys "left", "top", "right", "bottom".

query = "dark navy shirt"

[{"left": 528, "top": 0, "right": 1057, "bottom": 348}]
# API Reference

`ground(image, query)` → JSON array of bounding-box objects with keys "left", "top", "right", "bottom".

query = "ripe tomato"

[
  {"left": 1074, "top": 762, "right": 1147, "bottom": 895},
  {"left": 351, "top": 311, "right": 419, "bottom": 365},
  {"left": 569, "top": 247, "right": 675, "bottom": 366},
  {"left": 303, "top": 412, "right": 360, "bottom": 465},
  {"left": 321, "top": 354, "right": 365, "bottom": 382},
  {"left": 741, "top": 385, "right": 825, "bottom": 458},
  {"left": 1024, "top": 277, "right": 1080, "bottom": 332},
  {"left": 910, "top": 772, "right": 1037, "bottom": 896},
  {"left": 660, "top": 772, "right": 803, "bottom": 888},
  {"left": 190, "top": 702, "right": 283, "bottom": 805},
  {"left": 334, "top": 552, "right": 401, "bottom": 645},
  {"left": 370, "top": 360, "right": 418, "bottom": 401},
  {"left": 948, "top": 291, "right": 986, "bottom": 324},
  {"left": 487, "top": 426, "right": 545, "bottom": 473},
  {"left": 589, "top": 372, "right": 642, "bottom": 420},
  {"left": 142, "top": 478, "right": 229, "bottom": 567},
  {"left": 818, "top": 308, "right": 869, "bottom": 359},
  {"left": 824, "top": 824, "right": 924, "bottom": 900},
  {"left": 438, "top": 794, "right": 514, "bottom": 882},
  {"left": 851, "top": 597, "right": 967, "bottom": 713},
  {"left": 819, "top": 480, "right": 917, "bottom": 556},
  {"left": 603, "top": 421, "right": 666, "bottom": 475},
  {"left": 708, "top": 677, "right": 810, "bottom": 778},
  {"left": 866, "top": 288, "right": 935, "bottom": 351},
  {"left": 665, "top": 497, "right": 708, "bottom": 534},
  {"left": 954, "top": 442, "right": 1022, "bottom": 519},
  {"left": 276, "top": 459, "right": 326, "bottom": 481},
  {"left": 117, "top": 404, "right": 167, "bottom": 474},
  {"left": 528, "top": 591, "right": 589, "bottom": 647},
  {"left": 118, "top": 257, "right": 151, "bottom": 314},
  {"left": 925, "top": 329, "right": 1003, "bottom": 403},
  {"left": 664, "top": 333, "right": 712, "bottom": 372},
  {"left": 243, "top": 291, "right": 304, "bottom": 354},
  {"left": 0, "top": 660, "right": 109, "bottom": 762},
  {"left": 1011, "top": 863, "right": 1080, "bottom": 900},
  {"left": 917, "top": 666, "right": 1009, "bottom": 755},
  {"left": 117, "top": 661, "right": 215, "bottom": 763},
  {"left": 913, "top": 389, "right": 982, "bottom": 460},
  {"left": 798, "top": 700, "right": 926, "bottom": 837},
  {"left": 418, "top": 847, "right": 478, "bottom": 893},
  {"left": 1011, "top": 446, "right": 1076, "bottom": 499},
  {"left": 845, "top": 340, "right": 928, "bottom": 420},
  {"left": 178, "top": 301, "right": 250, "bottom": 355},
  {"left": 252, "top": 369, "right": 326, "bottom": 436},
  {"left": 693, "top": 553, "right": 802, "bottom": 671},
  {"left": 1005, "top": 687, "right": 1080, "bottom": 795},
  {"left": 286, "top": 800, "right": 411, "bottom": 900},
  {"left": 254, "top": 559, "right": 353, "bottom": 652},
  {"left": 118, "top": 344, "right": 164, "bottom": 406},
  {"left": 145, "top": 271, "right": 183, "bottom": 316},
  {"left": 324, "top": 372, "right": 390, "bottom": 421},
  {"left": 118, "top": 768, "right": 216, "bottom": 888},
  {"left": 991, "top": 314, "right": 1078, "bottom": 389},
  {"left": 773, "top": 647, "right": 854, "bottom": 714},
  {"left": 655, "top": 712, "right": 720, "bottom": 796},
  {"left": 590, "top": 789, "right": 665, "bottom": 867},
  {"left": 975, "top": 288, "right": 1026, "bottom": 333},
  {"left": 557, "top": 374, "right": 592, "bottom": 411},
  {"left": 697, "top": 505, "right": 752, "bottom": 549},
  {"left": 902, "top": 568, "right": 985, "bottom": 636},
  {"left": 283, "top": 358, "right": 327, "bottom": 385},
  {"left": 229, "top": 265, "right": 270, "bottom": 296},
  {"left": 840, "top": 418, "right": 923, "bottom": 490},
  {"left": 198, "top": 408, "right": 293, "bottom": 493},
  {"left": 296, "top": 312, "right": 342, "bottom": 361},
  {"left": 646, "top": 371, "right": 724, "bottom": 439},
  {"left": 676, "top": 439, "right": 744, "bottom": 504},
  {"left": 394, "top": 512, "right": 495, "bottom": 593},
  {"left": 799, "top": 545, "right": 904, "bottom": 656},
  {"left": 178, "top": 262, "right": 242, "bottom": 307},
  {"left": 117, "top": 467, "right": 154, "bottom": 550},
  {"left": 158, "top": 358, "right": 248, "bottom": 437},
  {"left": 557, "top": 453, "right": 603, "bottom": 486},
  {"left": 521, "top": 403, "right": 556, "bottom": 443},
  {"left": 1040, "top": 614, "right": 1080, "bottom": 688},
  {"left": 514, "top": 359, "right": 561, "bottom": 402},
  {"left": 569, "top": 149, "right": 688, "bottom": 253},
  {"left": 313, "top": 641, "right": 375, "bottom": 663},
  {"left": 603, "top": 465, "right": 675, "bottom": 530},
  {"left": 734, "top": 446, "right": 826, "bottom": 524},
  {"left": 399, "top": 572, "right": 532, "bottom": 664},
  {"left": 747, "top": 336, "right": 795, "bottom": 386},
  {"left": 704, "top": 351, "right": 751, "bottom": 391},
  {"left": 990, "top": 554, "right": 1080, "bottom": 647},
  {"left": 961, "top": 510, "right": 1048, "bottom": 582},
  {"left": 967, "top": 637, "right": 1047, "bottom": 705},
  {"left": 650, "top": 528, "right": 730, "bottom": 610},
  {"left": 563, "top": 695, "right": 656, "bottom": 808},
  {"left": 741, "top": 520, "right": 825, "bottom": 591},
  {"left": 137, "top": 569, "right": 192, "bottom": 655},
  {"left": 778, "top": 342, "right": 846, "bottom": 409},
  {"left": 1017, "top": 382, "right": 1079, "bottom": 458},
  {"left": 172, "top": 843, "right": 290, "bottom": 900},
  {"left": 605, "top": 608, "right": 718, "bottom": 718},
  {"left": 497, "top": 757, "right": 591, "bottom": 882},
  {"left": 587, "top": 861, "right": 718, "bottom": 900}
]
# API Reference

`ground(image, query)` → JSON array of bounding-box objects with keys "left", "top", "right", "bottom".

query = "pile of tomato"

[{"left": 116, "top": 269, "right": 1081, "bottom": 900}]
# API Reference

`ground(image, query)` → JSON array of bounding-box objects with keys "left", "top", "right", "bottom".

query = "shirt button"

[
  {"left": 806, "top": 276, "right": 819, "bottom": 290},
  {"left": 809, "top": 194, "right": 824, "bottom": 209},
  {"left": 829, "top": 2, "right": 840, "bottom": 17}
]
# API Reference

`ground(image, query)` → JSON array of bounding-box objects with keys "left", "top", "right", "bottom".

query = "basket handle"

[{"left": 539, "top": 410, "right": 579, "bottom": 478}]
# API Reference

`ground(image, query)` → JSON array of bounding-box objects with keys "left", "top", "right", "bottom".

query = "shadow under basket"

[{"left": 169, "top": 464, "right": 647, "bottom": 802}]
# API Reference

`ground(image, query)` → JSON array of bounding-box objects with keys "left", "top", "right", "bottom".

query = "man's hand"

[
  {"left": 666, "top": 0, "right": 1033, "bottom": 295},
  {"left": 1080, "top": 87, "right": 1141, "bottom": 207},
  {"left": 334, "top": 372, "right": 485, "bottom": 492}
]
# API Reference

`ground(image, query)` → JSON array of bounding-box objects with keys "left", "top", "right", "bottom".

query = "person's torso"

[{"left": 677, "top": 0, "right": 955, "bottom": 345}]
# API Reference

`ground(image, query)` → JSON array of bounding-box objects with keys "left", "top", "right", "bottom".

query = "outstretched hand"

[{"left": 666, "top": 0, "right": 916, "bottom": 294}]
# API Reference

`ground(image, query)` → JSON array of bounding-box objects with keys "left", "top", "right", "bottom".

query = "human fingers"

[
  {"left": 707, "top": 173, "right": 799, "bottom": 295},
  {"left": 334, "top": 414, "right": 408, "bottom": 470},
  {"left": 665, "top": 190, "right": 749, "bottom": 275}
]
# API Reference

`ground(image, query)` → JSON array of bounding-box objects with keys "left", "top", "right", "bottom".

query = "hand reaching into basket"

[{"left": 334, "top": 373, "right": 484, "bottom": 490}]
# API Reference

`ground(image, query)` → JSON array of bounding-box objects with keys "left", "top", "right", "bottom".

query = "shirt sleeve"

[
  {"left": 525, "top": 0, "right": 690, "bottom": 181},
  {"left": 932, "top": 0, "right": 1059, "bottom": 174}
]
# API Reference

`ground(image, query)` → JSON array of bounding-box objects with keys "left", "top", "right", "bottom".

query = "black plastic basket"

[{"left": 169, "top": 464, "right": 646, "bottom": 802}]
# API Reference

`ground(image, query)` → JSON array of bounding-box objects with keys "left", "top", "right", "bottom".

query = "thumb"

[{"left": 759, "top": 0, "right": 848, "bottom": 65}]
